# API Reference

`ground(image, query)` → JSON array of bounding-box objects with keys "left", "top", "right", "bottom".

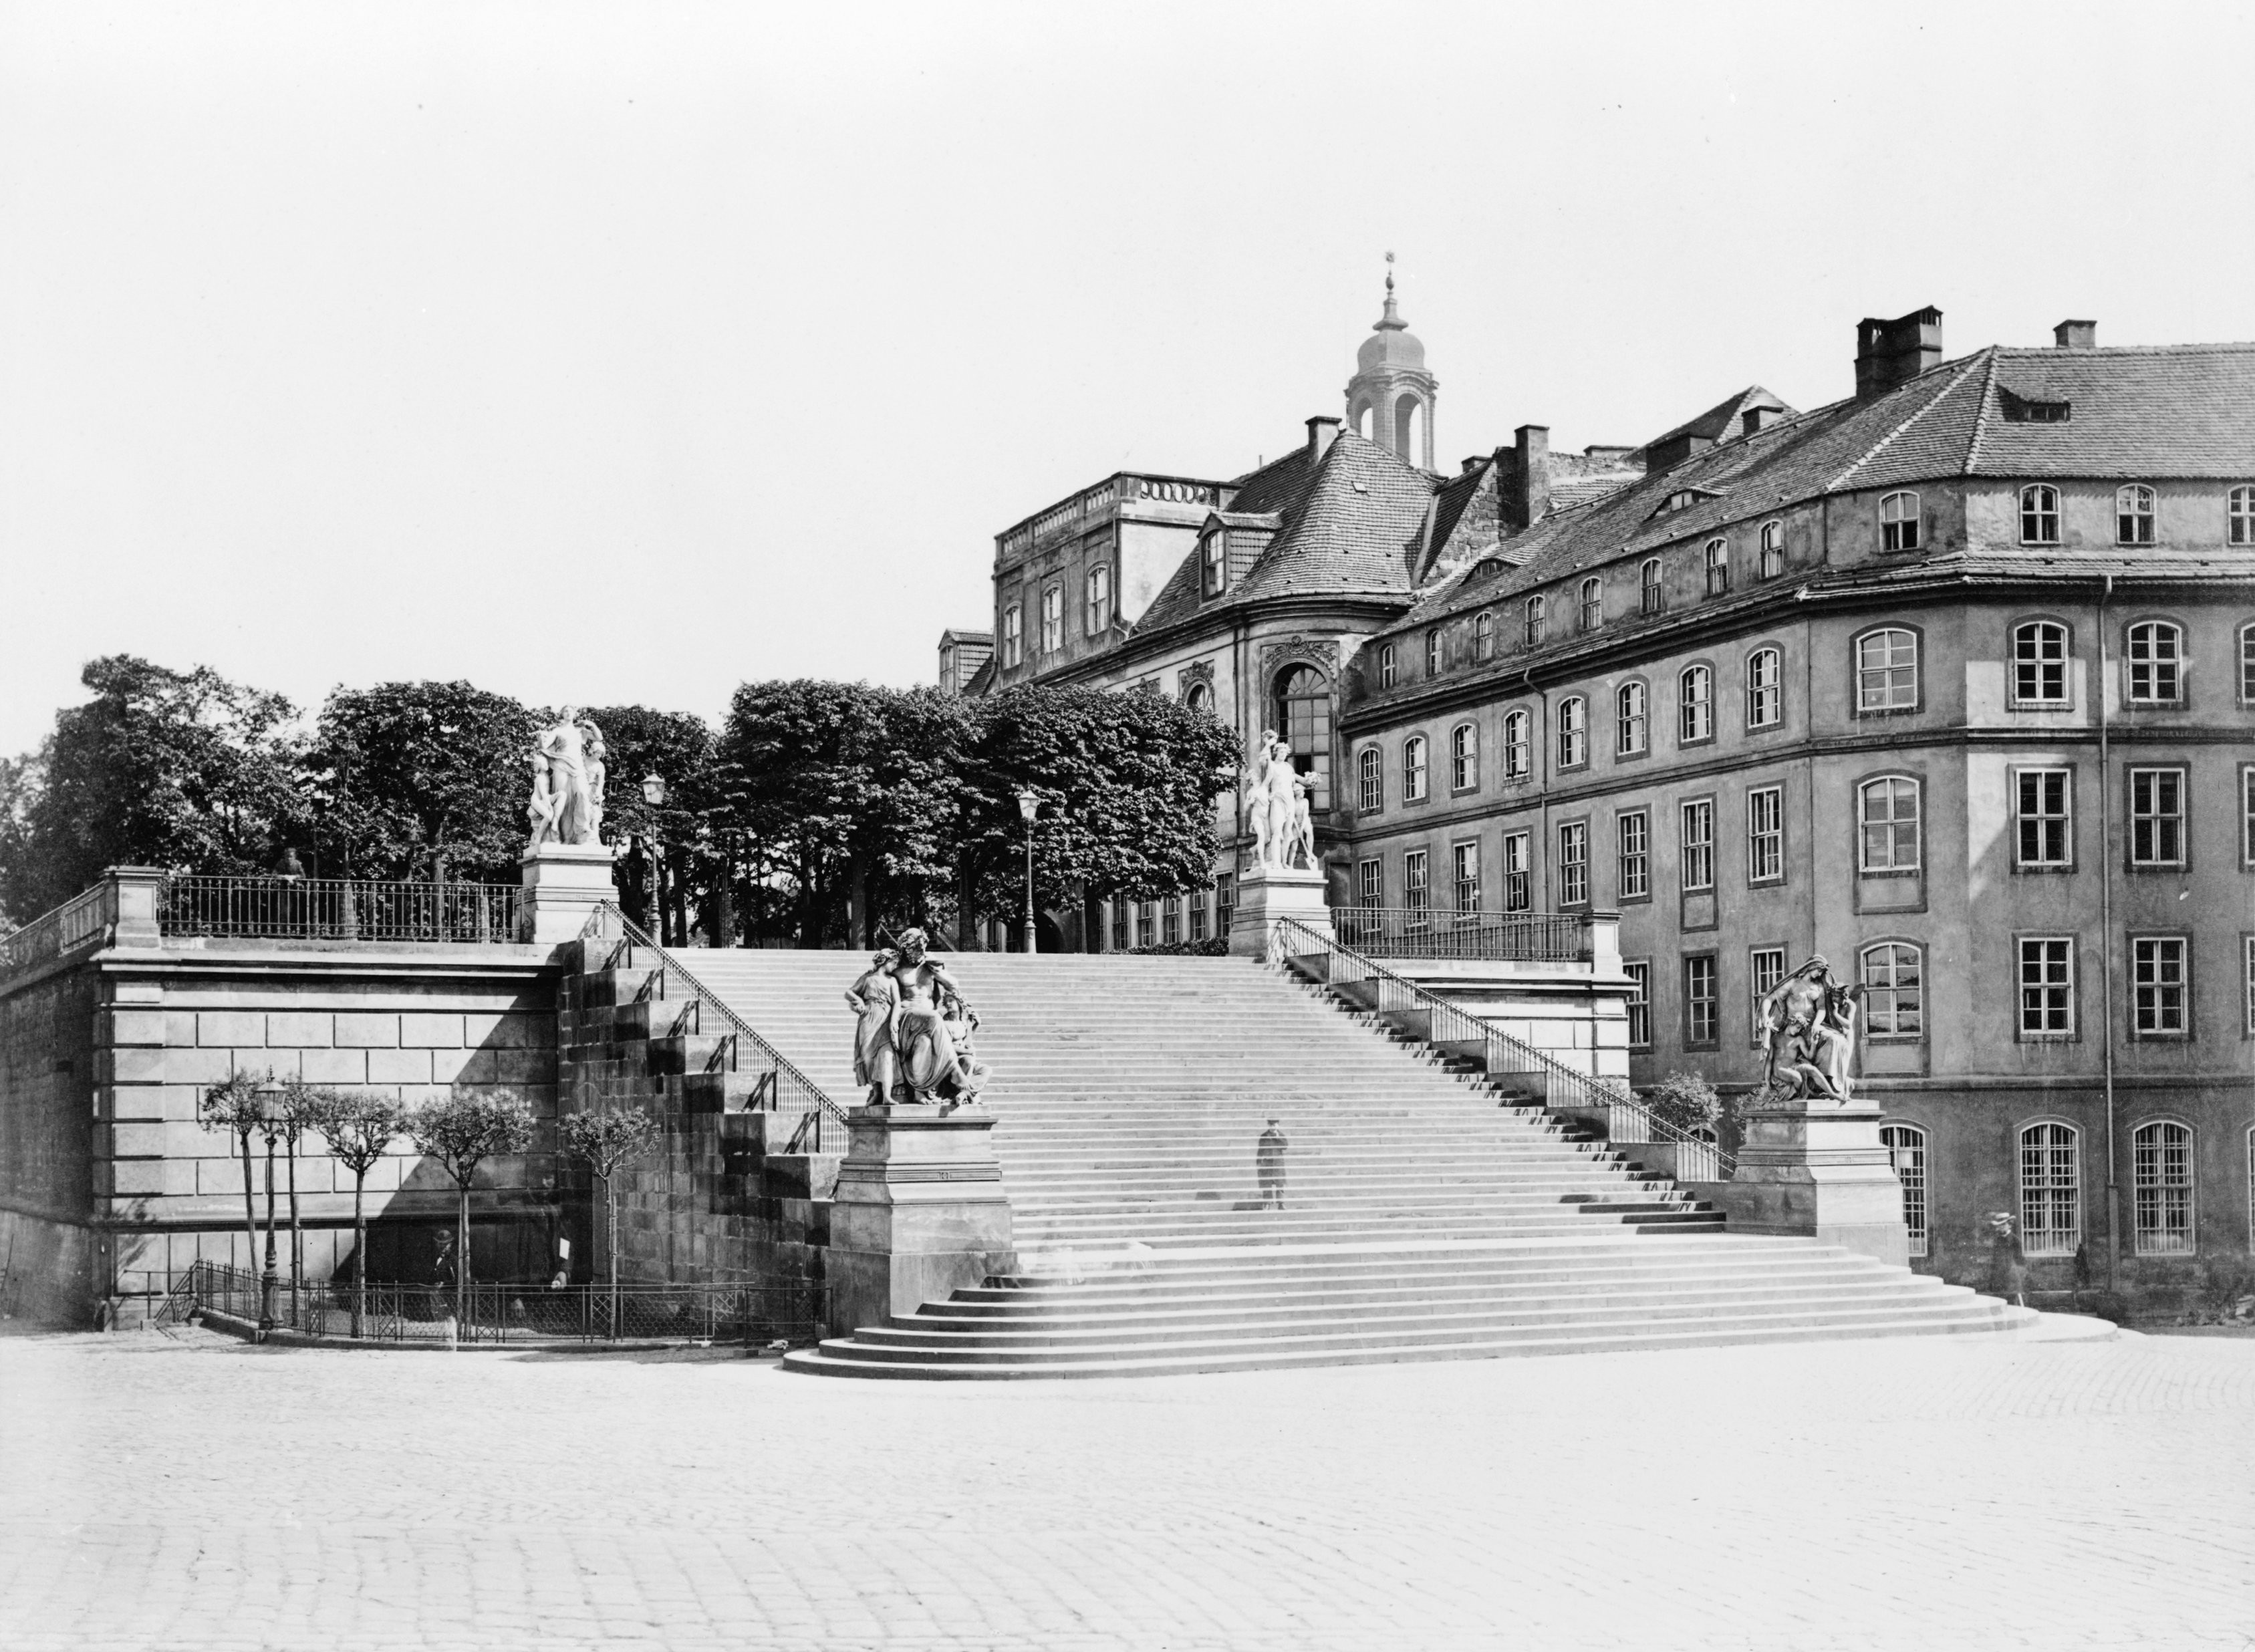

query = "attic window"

[
  {"left": 1999, "top": 390, "right": 2071, "bottom": 424},
  {"left": 1655, "top": 487, "right": 1720, "bottom": 515}
]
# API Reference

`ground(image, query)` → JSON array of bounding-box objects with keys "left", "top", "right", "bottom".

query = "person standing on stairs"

[{"left": 1256, "top": 1119, "right": 1290, "bottom": 1210}]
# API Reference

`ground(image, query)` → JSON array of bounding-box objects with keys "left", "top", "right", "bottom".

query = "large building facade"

[{"left": 946, "top": 295, "right": 2255, "bottom": 1311}]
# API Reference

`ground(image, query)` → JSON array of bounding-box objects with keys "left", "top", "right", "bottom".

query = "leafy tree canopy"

[{"left": 306, "top": 681, "right": 535, "bottom": 883}]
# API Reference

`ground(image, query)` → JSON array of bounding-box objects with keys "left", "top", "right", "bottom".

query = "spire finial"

[{"left": 1377, "top": 251, "right": 1404, "bottom": 329}]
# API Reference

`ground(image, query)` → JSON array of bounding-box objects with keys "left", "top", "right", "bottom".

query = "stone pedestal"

[
  {"left": 825, "top": 1104, "right": 1015, "bottom": 1337},
  {"left": 519, "top": 843, "right": 618, "bottom": 944},
  {"left": 1707, "top": 1101, "right": 1909, "bottom": 1266},
  {"left": 1227, "top": 866, "right": 1335, "bottom": 958}
]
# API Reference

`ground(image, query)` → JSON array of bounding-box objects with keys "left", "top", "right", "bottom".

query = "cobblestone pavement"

[{"left": 2, "top": 1325, "right": 2251, "bottom": 1651}]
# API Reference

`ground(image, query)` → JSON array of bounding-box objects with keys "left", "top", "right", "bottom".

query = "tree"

[
  {"left": 303, "top": 1087, "right": 408, "bottom": 1339},
  {"left": 557, "top": 1106, "right": 660, "bottom": 1338},
  {"left": 0, "top": 656, "right": 307, "bottom": 916},
  {"left": 196, "top": 1070, "right": 273, "bottom": 1280},
  {"left": 956, "top": 684, "right": 1241, "bottom": 938},
  {"left": 306, "top": 682, "right": 535, "bottom": 884},
  {"left": 580, "top": 704, "right": 716, "bottom": 941},
  {"left": 406, "top": 1089, "right": 536, "bottom": 1323}
]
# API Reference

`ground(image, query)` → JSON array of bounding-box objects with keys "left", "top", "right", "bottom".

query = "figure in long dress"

[
  {"left": 886, "top": 928, "right": 985, "bottom": 1105},
  {"left": 537, "top": 710, "right": 594, "bottom": 845},
  {"left": 844, "top": 949, "right": 901, "bottom": 1107},
  {"left": 1755, "top": 955, "right": 1861, "bottom": 1103}
]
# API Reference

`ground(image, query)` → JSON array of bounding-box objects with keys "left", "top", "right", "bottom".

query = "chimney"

[
  {"left": 1306, "top": 416, "right": 1341, "bottom": 463},
  {"left": 1506, "top": 424, "right": 1549, "bottom": 532},
  {"left": 1854, "top": 305, "right": 1944, "bottom": 400},
  {"left": 2054, "top": 319, "right": 2097, "bottom": 350},
  {"left": 1460, "top": 455, "right": 1484, "bottom": 474}
]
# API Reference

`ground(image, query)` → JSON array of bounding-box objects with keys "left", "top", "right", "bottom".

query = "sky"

[{"left": 3, "top": 0, "right": 2253, "bottom": 756}]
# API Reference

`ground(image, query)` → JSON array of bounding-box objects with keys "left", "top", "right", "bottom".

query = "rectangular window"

[
  {"left": 1160, "top": 896, "right": 1181, "bottom": 946},
  {"left": 1002, "top": 605, "right": 1023, "bottom": 668},
  {"left": 1215, "top": 872, "right": 1234, "bottom": 940},
  {"left": 2129, "top": 769, "right": 2185, "bottom": 867},
  {"left": 1745, "top": 649, "right": 1782, "bottom": 728},
  {"left": 1357, "top": 857, "right": 1382, "bottom": 909},
  {"left": 2134, "top": 1124, "right": 2196, "bottom": 1256},
  {"left": 1452, "top": 841, "right": 1481, "bottom": 915},
  {"left": 1861, "top": 944, "right": 1925, "bottom": 1037},
  {"left": 1746, "top": 787, "right": 1783, "bottom": 884},
  {"left": 2019, "top": 938, "right": 2075, "bottom": 1036},
  {"left": 2020, "top": 1125, "right": 2081, "bottom": 1256},
  {"left": 1624, "top": 961, "right": 1651, "bottom": 1049},
  {"left": 1134, "top": 901, "right": 1155, "bottom": 949},
  {"left": 1856, "top": 630, "right": 1919, "bottom": 712},
  {"left": 2016, "top": 769, "right": 2073, "bottom": 867},
  {"left": 1680, "top": 799, "right": 1714, "bottom": 892},
  {"left": 1040, "top": 586, "right": 1063, "bottom": 655},
  {"left": 1109, "top": 900, "right": 1128, "bottom": 952},
  {"left": 1617, "top": 810, "right": 1649, "bottom": 902},
  {"left": 2242, "top": 626, "right": 2255, "bottom": 701},
  {"left": 1404, "top": 851, "right": 1430, "bottom": 922},
  {"left": 2245, "top": 936, "right": 2255, "bottom": 1035},
  {"left": 1881, "top": 1125, "right": 1930, "bottom": 1258},
  {"left": 1201, "top": 531, "right": 1226, "bottom": 597},
  {"left": 2246, "top": 767, "right": 2255, "bottom": 865},
  {"left": 2133, "top": 936, "right": 2188, "bottom": 1036},
  {"left": 1189, "top": 891, "right": 1208, "bottom": 944},
  {"left": 1684, "top": 954, "right": 1718, "bottom": 1045},
  {"left": 1085, "top": 564, "right": 1113, "bottom": 634},
  {"left": 1557, "top": 822, "right": 1589, "bottom": 906},
  {"left": 2014, "top": 622, "right": 2069, "bottom": 704},
  {"left": 1750, "top": 946, "right": 1786, "bottom": 1045},
  {"left": 1640, "top": 560, "right": 1663, "bottom": 615},
  {"left": 1502, "top": 832, "right": 1531, "bottom": 914}
]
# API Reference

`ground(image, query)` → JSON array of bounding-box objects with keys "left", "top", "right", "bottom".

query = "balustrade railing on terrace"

[
  {"left": 995, "top": 473, "right": 1228, "bottom": 558},
  {"left": 160, "top": 875, "right": 523, "bottom": 944},
  {"left": 1332, "top": 906, "right": 1593, "bottom": 963},
  {"left": 1272, "top": 916, "right": 1730, "bottom": 1180},
  {"left": 0, "top": 880, "right": 114, "bottom": 975},
  {"left": 585, "top": 902, "right": 855, "bottom": 1156}
]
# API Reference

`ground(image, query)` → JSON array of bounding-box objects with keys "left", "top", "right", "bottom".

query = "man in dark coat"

[{"left": 1256, "top": 1119, "right": 1289, "bottom": 1211}]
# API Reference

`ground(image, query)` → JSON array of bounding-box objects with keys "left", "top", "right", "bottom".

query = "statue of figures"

[
  {"left": 1245, "top": 729, "right": 1301, "bottom": 873},
  {"left": 526, "top": 753, "right": 563, "bottom": 848},
  {"left": 1755, "top": 955, "right": 1863, "bottom": 1104},
  {"left": 882, "top": 928, "right": 986, "bottom": 1107},
  {"left": 845, "top": 948, "right": 901, "bottom": 1107},
  {"left": 581, "top": 721, "right": 608, "bottom": 843},
  {"left": 1288, "top": 775, "right": 1317, "bottom": 871},
  {"left": 532, "top": 709, "right": 599, "bottom": 847}
]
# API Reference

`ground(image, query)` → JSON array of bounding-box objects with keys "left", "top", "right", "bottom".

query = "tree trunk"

[
  {"left": 285, "top": 1131, "right": 301, "bottom": 1303},
  {"left": 237, "top": 1129, "right": 259, "bottom": 1283},
  {"left": 455, "top": 1180, "right": 471, "bottom": 1327},
  {"left": 606, "top": 1175, "right": 620, "bottom": 1340},
  {"left": 351, "top": 1172, "right": 367, "bottom": 1340}
]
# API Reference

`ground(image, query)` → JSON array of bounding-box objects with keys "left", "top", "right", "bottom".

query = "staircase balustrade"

[
  {"left": 1271, "top": 916, "right": 1732, "bottom": 1178},
  {"left": 1331, "top": 906, "right": 1593, "bottom": 962}
]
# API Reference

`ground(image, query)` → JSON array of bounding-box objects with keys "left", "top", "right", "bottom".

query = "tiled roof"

[
  {"left": 1967, "top": 345, "right": 2255, "bottom": 476},
  {"left": 1629, "top": 385, "right": 1794, "bottom": 462}
]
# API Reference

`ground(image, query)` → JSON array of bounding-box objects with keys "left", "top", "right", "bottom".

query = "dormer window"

[
  {"left": 2000, "top": 390, "right": 2071, "bottom": 423},
  {"left": 1200, "top": 530, "right": 1226, "bottom": 597},
  {"left": 1377, "top": 643, "right": 1398, "bottom": 690},
  {"left": 1657, "top": 489, "right": 1711, "bottom": 514}
]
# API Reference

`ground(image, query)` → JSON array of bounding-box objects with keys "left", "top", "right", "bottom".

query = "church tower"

[{"left": 1344, "top": 261, "right": 1436, "bottom": 471}]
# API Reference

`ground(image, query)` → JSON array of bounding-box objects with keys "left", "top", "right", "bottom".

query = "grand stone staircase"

[{"left": 671, "top": 950, "right": 2030, "bottom": 1377}]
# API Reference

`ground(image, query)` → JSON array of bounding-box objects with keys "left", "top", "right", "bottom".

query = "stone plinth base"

[
  {"left": 825, "top": 1103, "right": 1015, "bottom": 1337},
  {"left": 519, "top": 843, "right": 618, "bottom": 944},
  {"left": 1708, "top": 1101, "right": 1910, "bottom": 1267},
  {"left": 1228, "top": 867, "right": 1335, "bottom": 958}
]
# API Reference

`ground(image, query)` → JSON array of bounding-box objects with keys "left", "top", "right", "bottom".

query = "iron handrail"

[
  {"left": 1330, "top": 906, "right": 1594, "bottom": 963},
  {"left": 587, "top": 902, "right": 853, "bottom": 1153},
  {"left": 160, "top": 873, "right": 522, "bottom": 944},
  {"left": 1271, "top": 916, "right": 1732, "bottom": 1178}
]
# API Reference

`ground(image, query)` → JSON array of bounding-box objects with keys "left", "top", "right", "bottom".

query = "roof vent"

[{"left": 2053, "top": 319, "right": 2096, "bottom": 350}]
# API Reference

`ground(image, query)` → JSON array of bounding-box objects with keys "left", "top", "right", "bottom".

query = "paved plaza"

[{"left": 2, "top": 1325, "right": 2251, "bottom": 1651}]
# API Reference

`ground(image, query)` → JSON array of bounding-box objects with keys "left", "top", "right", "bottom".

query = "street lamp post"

[
  {"left": 642, "top": 775, "right": 668, "bottom": 944},
  {"left": 252, "top": 1080, "right": 283, "bottom": 1337},
  {"left": 1015, "top": 790, "right": 1039, "bottom": 955}
]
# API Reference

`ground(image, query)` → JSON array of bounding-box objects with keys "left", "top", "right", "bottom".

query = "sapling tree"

[
  {"left": 275, "top": 1075, "right": 328, "bottom": 1300},
  {"left": 558, "top": 1106, "right": 661, "bottom": 1338},
  {"left": 305, "top": 1086, "right": 408, "bottom": 1339},
  {"left": 406, "top": 1089, "right": 536, "bottom": 1323},
  {"left": 196, "top": 1070, "right": 273, "bottom": 1281}
]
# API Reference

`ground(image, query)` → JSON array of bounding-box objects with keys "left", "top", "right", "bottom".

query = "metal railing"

[
  {"left": 160, "top": 875, "right": 523, "bottom": 944},
  {"left": 168, "top": 1259, "right": 823, "bottom": 1345},
  {"left": 1271, "top": 916, "right": 1731, "bottom": 1179},
  {"left": 1332, "top": 906, "right": 1594, "bottom": 963},
  {"left": 586, "top": 902, "right": 854, "bottom": 1155},
  {"left": 0, "top": 881, "right": 114, "bottom": 976}
]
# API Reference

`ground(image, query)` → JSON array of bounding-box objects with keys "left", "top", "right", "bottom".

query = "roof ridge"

[
  {"left": 1965, "top": 348, "right": 2000, "bottom": 472},
  {"left": 1823, "top": 350, "right": 1990, "bottom": 492}
]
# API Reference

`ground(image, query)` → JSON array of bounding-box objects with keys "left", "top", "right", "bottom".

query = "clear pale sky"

[{"left": 3, "top": 1, "right": 2252, "bottom": 756}]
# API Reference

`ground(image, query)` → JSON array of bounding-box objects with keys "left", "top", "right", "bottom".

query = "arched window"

[
  {"left": 1039, "top": 586, "right": 1063, "bottom": 654},
  {"left": 1184, "top": 680, "right": 1214, "bottom": 718},
  {"left": 1879, "top": 1123, "right": 1930, "bottom": 1258},
  {"left": 1424, "top": 628, "right": 1441, "bottom": 677},
  {"left": 2020, "top": 484, "right": 2061, "bottom": 545},
  {"left": 1449, "top": 722, "right": 1479, "bottom": 791},
  {"left": 2242, "top": 622, "right": 2255, "bottom": 704},
  {"left": 1557, "top": 696, "right": 1587, "bottom": 769},
  {"left": 1357, "top": 746, "right": 1382, "bottom": 814},
  {"left": 1855, "top": 627, "right": 1919, "bottom": 712},
  {"left": 1523, "top": 594, "right": 1545, "bottom": 647},
  {"left": 1704, "top": 537, "right": 1730, "bottom": 596},
  {"left": 2012, "top": 620, "right": 2069, "bottom": 704},
  {"left": 1402, "top": 734, "right": 1429, "bottom": 803},
  {"left": 1745, "top": 646, "right": 1782, "bottom": 728},
  {"left": 1085, "top": 563, "right": 1113, "bottom": 634},
  {"left": 1879, "top": 491, "right": 1921, "bottom": 553},
  {"left": 2116, "top": 484, "right": 2157, "bottom": 545},
  {"left": 2019, "top": 1121, "right": 2081, "bottom": 1256},
  {"left": 1474, "top": 611, "right": 1494, "bottom": 662},
  {"left": 1396, "top": 394, "right": 1424, "bottom": 463},
  {"left": 1859, "top": 776, "right": 1922, "bottom": 872},
  {"left": 1502, "top": 709, "right": 1531, "bottom": 779},
  {"left": 1001, "top": 604, "right": 1023, "bottom": 668},
  {"left": 2133, "top": 1120, "right": 2196, "bottom": 1255},
  {"left": 1640, "top": 557, "right": 1664, "bottom": 615},
  {"left": 1355, "top": 404, "right": 1374, "bottom": 441},
  {"left": 1377, "top": 643, "right": 1398, "bottom": 690},
  {"left": 1678, "top": 664, "right": 1714, "bottom": 743},
  {"left": 1579, "top": 576, "right": 1603, "bottom": 632},
  {"left": 2230, "top": 485, "right": 2255, "bottom": 547},
  {"left": 1615, "top": 681, "right": 1647, "bottom": 756},
  {"left": 1758, "top": 519, "right": 1786, "bottom": 577},
  {"left": 2125, "top": 620, "right": 2183, "bottom": 704},
  {"left": 1271, "top": 665, "right": 1331, "bottom": 809},
  {"left": 1860, "top": 942, "right": 1924, "bottom": 1037}
]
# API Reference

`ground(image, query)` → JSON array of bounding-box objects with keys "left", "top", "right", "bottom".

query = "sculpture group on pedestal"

[
  {"left": 527, "top": 710, "right": 608, "bottom": 849},
  {"left": 1753, "top": 955, "right": 1862, "bottom": 1105},
  {"left": 844, "top": 928, "right": 989, "bottom": 1109},
  {"left": 1244, "top": 728, "right": 1315, "bottom": 874}
]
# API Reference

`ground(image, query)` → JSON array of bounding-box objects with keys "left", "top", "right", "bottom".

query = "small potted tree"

[
  {"left": 559, "top": 1106, "right": 660, "bottom": 1339},
  {"left": 306, "top": 1087, "right": 408, "bottom": 1339},
  {"left": 1638, "top": 1070, "right": 1724, "bottom": 1181},
  {"left": 406, "top": 1089, "right": 536, "bottom": 1330}
]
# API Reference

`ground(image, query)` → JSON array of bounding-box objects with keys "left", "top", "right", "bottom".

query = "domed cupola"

[{"left": 1345, "top": 255, "right": 1438, "bottom": 469}]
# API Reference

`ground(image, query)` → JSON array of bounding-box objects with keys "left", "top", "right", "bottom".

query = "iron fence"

[
  {"left": 160, "top": 876, "right": 523, "bottom": 944},
  {"left": 584, "top": 903, "right": 855, "bottom": 1156},
  {"left": 168, "top": 1259, "right": 823, "bottom": 1345},
  {"left": 0, "top": 881, "right": 113, "bottom": 976},
  {"left": 1331, "top": 906, "right": 1594, "bottom": 963},
  {"left": 1271, "top": 916, "right": 1732, "bottom": 1177}
]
